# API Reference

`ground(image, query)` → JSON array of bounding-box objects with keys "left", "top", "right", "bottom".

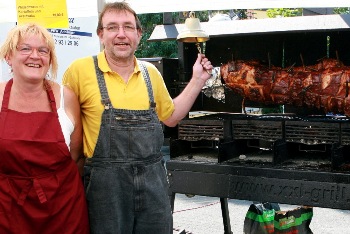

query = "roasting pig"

[{"left": 220, "top": 58, "right": 350, "bottom": 116}]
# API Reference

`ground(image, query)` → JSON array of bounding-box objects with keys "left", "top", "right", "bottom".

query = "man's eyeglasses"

[
  {"left": 102, "top": 25, "right": 136, "bottom": 33},
  {"left": 17, "top": 45, "right": 50, "bottom": 57}
]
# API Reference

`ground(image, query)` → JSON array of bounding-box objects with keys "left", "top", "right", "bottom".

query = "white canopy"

[
  {"left": 1, "top": 0, "right": 349, "bottom": 22},
  {"left": 110, "top": 0, "right": 350, "bottom": 14}
]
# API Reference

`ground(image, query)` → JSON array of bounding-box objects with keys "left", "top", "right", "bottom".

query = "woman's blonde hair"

[{"left": 0, "top": 23, "right": 58, "bottom": 80}]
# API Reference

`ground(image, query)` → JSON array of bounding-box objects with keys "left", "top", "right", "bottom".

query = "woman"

[{"left": 0, "top": 23, "right": 89, "bottom": 233}]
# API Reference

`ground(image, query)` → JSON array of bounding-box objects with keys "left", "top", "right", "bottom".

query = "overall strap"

[
  {"left": 138, "top": 61, "right": 156, "bottom": 110},
  {"left": 93, "top": 55, "right": 112, "bottom": 109},
  {"left": 1, "top": 78, "right": 13, "bottom": 111},
  {"left": 44, "top": 80, "right": 57, "bottom": 113},
  {"left": 1, "top": 79, "right": 57, "bottom": 113}
]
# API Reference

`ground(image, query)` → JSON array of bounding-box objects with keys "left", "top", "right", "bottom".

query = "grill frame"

[
  {"left": 174, "top": 113, "right": 350, "bottom": 168},
  {"left": 341, "top": 122, "right": 350, "bottom": 145},
  {"left": 150, "top": 14, "right": 350, "bottom": 229}
]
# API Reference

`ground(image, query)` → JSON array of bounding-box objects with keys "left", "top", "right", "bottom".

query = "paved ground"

[{"left": 171, "top": 193, "right": 350, "bottom": 234}]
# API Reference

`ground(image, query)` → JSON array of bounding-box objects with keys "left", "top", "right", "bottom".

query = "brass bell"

[
  {"left": 177, "top": 11, "right": 209, "bottom": 43},
  {"left": 177, "top": 11, "right": 209, "bottom": 54}
]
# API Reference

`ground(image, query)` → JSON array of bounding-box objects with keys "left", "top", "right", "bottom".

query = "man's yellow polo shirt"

[{"left": 62, "top": 51, "right": 175, "bottom": 157}]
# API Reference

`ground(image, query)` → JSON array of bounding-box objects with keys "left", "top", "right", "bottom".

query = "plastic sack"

[{"left": 244, "top": 202, "right": 313, "bottom": 234}]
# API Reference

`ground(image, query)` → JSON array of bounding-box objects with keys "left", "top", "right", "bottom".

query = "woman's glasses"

[{"left": 17, "top": 45, "right": 50, "bottom": 57}]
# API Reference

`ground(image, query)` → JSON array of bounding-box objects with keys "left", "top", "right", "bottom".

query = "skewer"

[
  {"left": 316, "top": 56, "right": 327, "bottom": 70},
  {"left": 345, "top": 81, "right": 349, "bottom": 98},
  {"left": 343, "top": 81, "right": 350, "bottom": 87},
  {"left": 336, "top": 51, "right": 341, "bottom": 67},
  {"left": 287, "top": 62, "right": 296, "bottom": 73},
  {"left": 242, "top": 98, "right": 247, "bottom": 114},
  {"left": 300, "top": 53, "right": 305, "bottom": 70}
]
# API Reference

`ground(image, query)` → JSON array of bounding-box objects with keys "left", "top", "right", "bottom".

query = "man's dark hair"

[{"left": 96, "top": 1, "right": 142, "bottom": 35}]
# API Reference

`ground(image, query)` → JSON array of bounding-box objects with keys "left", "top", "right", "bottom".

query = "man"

[{"left": 63, "top": 2, "right": 213, "bottom": 234}]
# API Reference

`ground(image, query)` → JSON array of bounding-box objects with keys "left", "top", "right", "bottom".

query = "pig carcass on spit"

[{"left": 220, "top": 58, "right": 350, "bottom": 116}]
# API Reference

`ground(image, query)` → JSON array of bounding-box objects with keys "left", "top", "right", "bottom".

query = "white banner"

[
  {"left": 0, "top": 16, "right": 100, "bottom": 83},
  {"left": 0, "top": 22, "right": 17, "bottom": 82},
  {"left": 0, "top": 0, "right": 97, "bottom": 23},
  {"left": 0, "top": 0, "right": 99, "bottom": 83},
  {"left": 49, "top": 16, "right": 100, "bottom": 83}
]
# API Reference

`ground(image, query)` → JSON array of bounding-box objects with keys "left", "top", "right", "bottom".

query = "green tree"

[
  {"left": 136, "top": 13, "right": 178, "bottom": 58},
  {"left": 334, "top": 7, "right": 350, "bottom": 14},
  {"left": 266, "top": 8, "right": 302, "bottom": 18},
  {"left": 135, "top": 10, "right": 248, "bottom": 59}
]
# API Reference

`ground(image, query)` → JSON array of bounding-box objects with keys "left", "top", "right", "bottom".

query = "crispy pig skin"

[{"left": 220, "top": 59, "right": 350, "bottom": 116}]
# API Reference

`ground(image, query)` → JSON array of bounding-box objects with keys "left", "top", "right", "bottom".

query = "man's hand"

[{"left": 193, "top": 53, "right": 213, "bottom": 82}]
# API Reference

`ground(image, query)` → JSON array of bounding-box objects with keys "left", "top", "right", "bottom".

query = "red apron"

[{"left": 0, "top": 79, "right": 89, "bottom": 234}]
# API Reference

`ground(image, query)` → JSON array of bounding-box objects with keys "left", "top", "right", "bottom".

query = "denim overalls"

[{"left": 84, "top": 56, "right": 172, "bottom": 234}]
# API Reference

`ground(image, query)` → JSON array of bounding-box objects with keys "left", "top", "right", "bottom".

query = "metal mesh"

[
  {"left": 178, "top": 119, "right": 225, "bottom": 141},
  {"left": 285, "top": 121, "right": 340, "bottom": 145},
  {"left": 232, "top": 120, "right": 283, "bottom": 141}
]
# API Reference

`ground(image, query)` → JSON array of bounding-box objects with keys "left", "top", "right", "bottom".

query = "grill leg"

[
  {"left": 220, "top": 198, "right": 233, "bottom": 234},
  {"left": 170, "top": 192, "right": 176, "bottom": 213}
]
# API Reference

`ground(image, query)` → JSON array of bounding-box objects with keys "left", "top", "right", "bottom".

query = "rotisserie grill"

[{"left": 148, "top": 14, "right": 350, "bottom": 232}]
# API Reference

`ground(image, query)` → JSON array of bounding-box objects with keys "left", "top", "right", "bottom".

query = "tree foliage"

[
  {"left": 135, "top": 10, "right": 248, "bottom": 59},
  {"left": 266, "top": 7, "right": 349, "bottom": 18},
  {"left": 266, "top": 8, "right": 302, "bottom": 18},
  {"left": 334, "top": 7, "right": 350, "bottom": 14},
  {"left": 135, "top": 13, "right": 178, "bottom": 58}
]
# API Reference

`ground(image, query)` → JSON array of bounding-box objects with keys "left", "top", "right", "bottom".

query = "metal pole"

[{"left": 97, "top": 0, "right": 106, "bottom": 51}]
